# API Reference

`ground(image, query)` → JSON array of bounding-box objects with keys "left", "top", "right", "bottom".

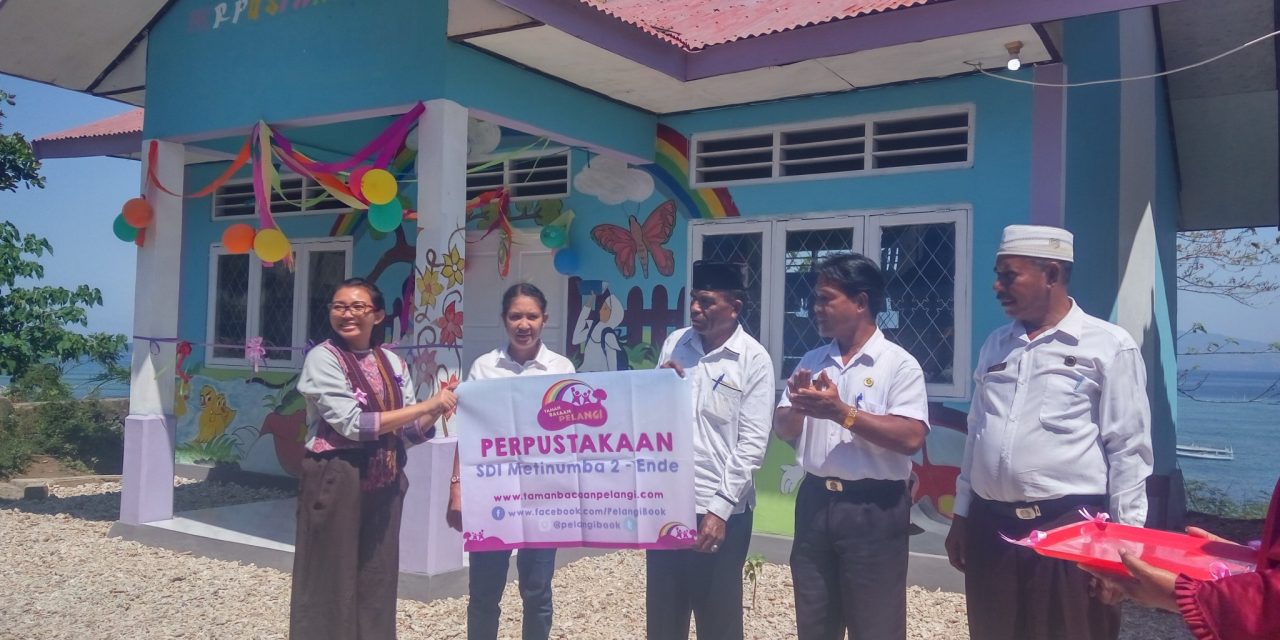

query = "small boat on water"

[{"left": 1176, "top": 443, "right": 1234, "bottom": 461}]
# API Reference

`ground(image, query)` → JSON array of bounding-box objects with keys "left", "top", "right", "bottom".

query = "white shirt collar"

[
  {"left": 1013, "top": 298, "right": 1085, "bottom": 345},
  {"left": 678, "top": 323, "right": 748, "bottom": 359},
  {"left": 823, "top": 328, "right": 888, "bottom": 368},
  {"left": 498, "top": 342, "right": 553, "bottom": 370}
]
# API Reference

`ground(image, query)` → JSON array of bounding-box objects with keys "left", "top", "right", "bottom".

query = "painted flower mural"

[
  {"left": 435, "top": 300, "right": 464, "bottom": 345},
  {"left": 417, "top": 266, "right": 445, "bottom": 308}
]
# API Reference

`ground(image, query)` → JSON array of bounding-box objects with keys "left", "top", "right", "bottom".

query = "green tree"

[{"left": 0, "top": 89, "right": 126, "bottom": 384}]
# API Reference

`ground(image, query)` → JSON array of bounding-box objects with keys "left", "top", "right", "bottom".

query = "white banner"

[{"left": 455, "top": 369, "right": 696, "bottom": 551}]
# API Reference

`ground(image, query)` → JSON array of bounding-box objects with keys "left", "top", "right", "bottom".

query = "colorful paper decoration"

[
  {"left": 253, "top": 228, "right": 291, "bottom": 263},
  {"left": 244, "top": 336, "right": 266, "bottom": 373},
  {"left": 113, "top": 213, "right": 139, "bottom": 242},
  {"left": 553, "top": 248, "right": 580, "bottom": 275},
  {"left": 122, "top": 198, "right": 154, "bottom": 229},
  {"left": 222, "top": 224, "right": 257, "bottom": 254},
  {"left": 361, "top": 168, "right": 398, "bottom": 206},
  {"left": 367, "top": 200, "right": 404, "bottom": 233}
]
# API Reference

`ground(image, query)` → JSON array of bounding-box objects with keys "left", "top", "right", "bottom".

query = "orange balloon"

[
  {"left": 122, "top": 198, "right": 154, "bottom": 229},
  {"left": 222, "top": 224, "right": 257, "bottom": 254}
]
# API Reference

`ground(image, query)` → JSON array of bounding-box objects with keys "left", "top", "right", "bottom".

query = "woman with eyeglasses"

[
  {"left": 290, "top": 277, "right": 458, "bottom": 639},
  {"left": 447, "top": 282, "right": 574, "bottom": 640}
]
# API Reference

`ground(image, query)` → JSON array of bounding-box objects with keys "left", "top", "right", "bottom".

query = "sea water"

[{"left": 1177, "top": 370, "right": 1280, "bottom": 502}]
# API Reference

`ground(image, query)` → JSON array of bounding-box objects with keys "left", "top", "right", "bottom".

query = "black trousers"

[
  {"left": 290, "top": 448, "right": 408, "bottom": 640},
  {"left": 645, "top": 509, "right": 754, "bottom": 640},
  {"left": 791, "top": 475, "right": 911, "bottom": 640},
  {"left": 965, "top": 495, "right": 1120, "bottom": 640}
]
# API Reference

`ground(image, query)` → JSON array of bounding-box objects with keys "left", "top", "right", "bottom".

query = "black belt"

[
  {"left": 804, "top": 474, "right": 905, "bottom": 500},
  {"left": 973, "top": 494, "right": 1106, "bottom": 521}
]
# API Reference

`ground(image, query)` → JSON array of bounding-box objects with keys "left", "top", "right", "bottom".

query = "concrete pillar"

[
  {"left": 1116, "top": 8, "right": 1183, "bottom": 527},
  {"left": 120, "top": 139, "right": 184, "bottom": 525},
  {"left": 1030, "top": 63, "right": 1067, "bottom": 227},
  {"left": 400, "top": 99, "right": 468, "bottom": 575}
]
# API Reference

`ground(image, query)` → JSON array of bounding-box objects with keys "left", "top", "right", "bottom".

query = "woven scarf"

[{"left": 322, "top": 340, "right": 404, "bottom": 491}]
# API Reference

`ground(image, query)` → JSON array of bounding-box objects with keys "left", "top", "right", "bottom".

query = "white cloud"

[
  {"left": 573, "top": 155, "right": 654, "bottom": 205},
  {"left": 468, "top": 118, "right": 502, "bottom": 160}
]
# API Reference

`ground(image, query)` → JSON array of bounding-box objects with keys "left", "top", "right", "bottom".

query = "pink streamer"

[
  {"left": 275, "top": 102, "right": 424, "bottom": 174},
  {"left": 1208, "top": 561, "right": 1231, "bottom": 580},
  {"left": 1077, "top": 508, "right": 1111, "bottom": 530},
  {"left": 1000, "top": 530, "right": 1047, "bottom": 547}
]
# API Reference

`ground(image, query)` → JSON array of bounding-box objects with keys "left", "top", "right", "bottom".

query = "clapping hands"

[{"left": 787, "top": 369, "right": 845, "bottom": 423}]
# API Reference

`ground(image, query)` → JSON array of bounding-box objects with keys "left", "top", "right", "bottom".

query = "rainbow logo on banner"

[
  {"left": 648, "top": 124, "right": 740, "bottom": 219},
  {"left": 537, "top": 379, "right": 609, "bottom": 431}
]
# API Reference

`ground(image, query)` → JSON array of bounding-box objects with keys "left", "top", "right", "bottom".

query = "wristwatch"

[{"left": 841, "top": 404, "right": 859, "bottom": 431}]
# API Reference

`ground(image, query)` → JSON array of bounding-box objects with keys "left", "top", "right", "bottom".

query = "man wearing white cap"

[{"left": 945, "top": 224, "right": 1153, "bottom": 640}]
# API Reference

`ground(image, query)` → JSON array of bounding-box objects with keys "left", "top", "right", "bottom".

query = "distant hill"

[{"left": 1177, "top": 329, "right": 1280, "bottom": 373}]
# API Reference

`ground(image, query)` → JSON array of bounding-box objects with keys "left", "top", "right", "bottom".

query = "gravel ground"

[{"left": 0, "top": 480, "right": 1193, "bottom": 639}]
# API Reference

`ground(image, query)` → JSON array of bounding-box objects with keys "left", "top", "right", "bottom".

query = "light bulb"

[{"left": 1005, "top": 40, "right": 1023, "bottom": 72}]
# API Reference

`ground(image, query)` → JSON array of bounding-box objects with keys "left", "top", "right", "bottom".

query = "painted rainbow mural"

[{"left": 648, "top": 124, "right": 740, "bottom": 219}]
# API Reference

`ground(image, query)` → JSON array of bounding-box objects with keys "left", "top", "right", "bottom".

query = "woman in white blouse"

[{"left": 447, "top": 283, "right": 575, "bottom": 640}]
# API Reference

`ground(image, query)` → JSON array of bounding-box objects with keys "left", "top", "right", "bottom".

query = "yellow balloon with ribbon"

[
  {"left": 254, "top": 228, "right": 291, "bottom": 263},
  {"left": 361, "top": 168, "right": 398, "bottom": 206}
]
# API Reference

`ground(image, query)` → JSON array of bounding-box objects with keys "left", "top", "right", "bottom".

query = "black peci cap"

[{"left": 691, "top": 260, "right": 747, "bottom": 291}]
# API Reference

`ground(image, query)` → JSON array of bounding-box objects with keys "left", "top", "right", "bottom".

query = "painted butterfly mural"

[{"left": 590, "top": 200, "right": 677, "bottom": 278}]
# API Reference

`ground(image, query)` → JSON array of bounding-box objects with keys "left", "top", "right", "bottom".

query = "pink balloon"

[{"left": 347, "top": 166, "right": 372, "bottom": 203}]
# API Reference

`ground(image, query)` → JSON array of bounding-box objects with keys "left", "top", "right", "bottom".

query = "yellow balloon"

[
  {"left": 361, "top": 168, "right": 398, "bottom": 205},
  {"left": 254, "top": 228, "right": 291, "bottom": 263}
]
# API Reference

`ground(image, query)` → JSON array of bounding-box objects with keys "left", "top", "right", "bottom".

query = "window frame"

[
  {"left": 210, "top": 173, "right": 357, "bottom": 220},
  {"left": 688, "top": 104, "right": 975, "bottom": 189},
  {"left": 205, "top": 236, "right": 354, "bottom": 370},
  {"left": 466, "top": 147, "right": 572, "bottom": 202},
  {"left": 688, "top": 206, "right": 972, "bottom": 399},
  {"left": 866, "top": 207, "right": 972, "bottom": 399}
]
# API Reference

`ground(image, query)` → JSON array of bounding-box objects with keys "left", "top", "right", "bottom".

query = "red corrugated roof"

[
  {"left": 34, "top": 108, "right": 143, "bottom": 142},
  {"left": 579, "top": 0, "right": 941, "bottom": 50}
]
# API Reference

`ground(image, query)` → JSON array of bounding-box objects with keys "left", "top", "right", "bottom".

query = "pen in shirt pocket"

[{"left": 855, "top": 392, "right": 864, "bottom": 409}]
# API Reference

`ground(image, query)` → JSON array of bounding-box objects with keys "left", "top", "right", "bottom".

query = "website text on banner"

[{"left": 456, "top": 370, "right": 695, "bottom": 552}]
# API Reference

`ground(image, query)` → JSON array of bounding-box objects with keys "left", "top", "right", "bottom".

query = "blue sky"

[
  {"left": 2, "top": 72, "right": 1279, "bottom": 343},
  {"left": 1, "top": 75, "right": 139, "bottom": 337}
]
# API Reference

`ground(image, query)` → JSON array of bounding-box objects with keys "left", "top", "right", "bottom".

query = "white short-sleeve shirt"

[{"left": 778, "top": 329, "right": 929, "bottom": 482}]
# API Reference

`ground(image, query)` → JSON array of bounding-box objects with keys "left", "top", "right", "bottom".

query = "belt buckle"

[
  {"left": 824, "top": 478, "right": 844, "bottom": 492},
  {"left": 1015, "top": 505, "right": 1041, "bottom": 520}
]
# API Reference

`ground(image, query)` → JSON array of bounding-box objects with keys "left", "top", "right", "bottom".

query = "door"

[{"left": 462, "top": 230, "right": 567, "bottom": 376}]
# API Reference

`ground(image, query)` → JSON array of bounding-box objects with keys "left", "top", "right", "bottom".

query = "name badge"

[{"left": 986, "top": 362, "right": 1007, "bottom": 373}]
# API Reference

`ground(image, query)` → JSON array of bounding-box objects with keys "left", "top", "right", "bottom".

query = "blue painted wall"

[
  {"left": 662, "top": 71, "right": 1036, "bottom": 389},
  {"left": 1151, "top": 73, "right": 1182, "bottom": 475},
  {"left": 1063, "top": 13, "right": 1123, "bottom": 316},
  {"left": 146, "top": 0, "right": 654, "bottom": 158}
]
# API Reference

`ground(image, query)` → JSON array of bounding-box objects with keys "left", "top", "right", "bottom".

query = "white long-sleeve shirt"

[
  {"left": 954, "top": 300, "right": 1154, "bottom": 525},
  {"left": 657, "top": 325, "right": 775, "bottom": 521}
]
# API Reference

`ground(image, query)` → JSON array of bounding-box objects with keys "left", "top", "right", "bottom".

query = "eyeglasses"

[{"left": 328, "top": 302, "right": 375, "bottom": 316}]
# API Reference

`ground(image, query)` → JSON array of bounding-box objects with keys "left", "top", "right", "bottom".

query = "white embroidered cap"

[{"left": 997, "top": 224, "right": 1074, "bottom": 262}]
